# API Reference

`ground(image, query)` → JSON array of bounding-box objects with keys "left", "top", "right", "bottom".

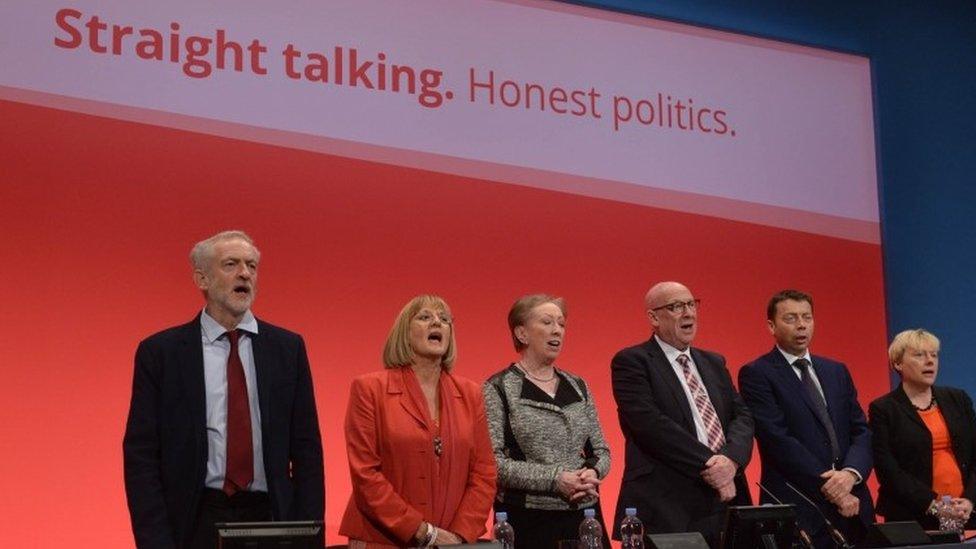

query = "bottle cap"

[
  {"left": 496, "top": 511, "right": 508, "bottom": 522},
  {"left": 625, "top": 507, "right": 637, "bottom": 516},
  {"left": 584, "top": 508, "right": 596, "bottom": 518}
]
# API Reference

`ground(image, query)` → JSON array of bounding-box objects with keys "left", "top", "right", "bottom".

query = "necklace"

[
  {"left": 913, "top": 393, "right": 937, "bottom": 411},
  {"left": 517, "top": 361, "right": 557, "bottom": 382}
]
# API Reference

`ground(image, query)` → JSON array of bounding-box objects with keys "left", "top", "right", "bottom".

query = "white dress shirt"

[
  {"left": 200, "top": 309, "right": 267, "bottom": 492},
  {"left": 776, "top": 346, "right": 825, "bottom": 400}
]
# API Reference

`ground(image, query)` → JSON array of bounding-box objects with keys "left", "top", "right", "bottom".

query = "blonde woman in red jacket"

[{"left": 340, "top": 295, "right": 497, "bottom": 548}]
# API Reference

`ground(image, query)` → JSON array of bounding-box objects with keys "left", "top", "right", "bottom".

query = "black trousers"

[{"left": 186, "top": 488, "right": 272, "bottom": 549}]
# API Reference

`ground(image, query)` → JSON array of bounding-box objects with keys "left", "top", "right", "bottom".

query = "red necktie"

[
  {"left": 223, "top": 330, "right": 253, "bottom": 495},
  {"left": 676, "top": 354, "right": 726, "bottom": 452}
]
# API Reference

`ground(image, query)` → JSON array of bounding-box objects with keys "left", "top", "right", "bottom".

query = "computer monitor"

[
  {"left": 216, "top": 520, "right": 323, "bottom": 549},
  {"left": 721, "top": 504, "right": 798, "bottom": 549}
]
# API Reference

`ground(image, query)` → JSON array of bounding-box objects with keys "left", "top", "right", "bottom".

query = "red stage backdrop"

[{"left": 0, "top": 1, "right": 886, "bottom": 546}]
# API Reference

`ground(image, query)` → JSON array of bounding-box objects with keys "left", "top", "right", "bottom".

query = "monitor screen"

[{"left": 722, "top": 504, "right": 798, "bottom": 549}]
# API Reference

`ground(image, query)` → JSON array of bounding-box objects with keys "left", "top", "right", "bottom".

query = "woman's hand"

[
  {"left": 433, "top": 528, "right": 463, "bottom": 545},
  {"left": 415, "top": 522, "right": 463, "bottom": 546},
  {"left": 414, "top": 522, "right": 432, "bottom": 546},
  {"left": 556, "top": 469, "right": 600, "bottom": 502},
  {"left": 952, "top": 498, "right": 974, "bottom": 521},
  {"left": 555, "top": 470, "right": 583, "bottom": 500}
]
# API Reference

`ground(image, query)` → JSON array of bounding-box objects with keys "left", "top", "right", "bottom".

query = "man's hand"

[
  {"left": 717, "top": 481, "right": 737, "bottom": 503},
  {"left": 836, "top": 493, "right": 860, "bottom": 518},
  {"left": 820, "top": 469, "right": 857, "bottom": 503},
  {"left": 701, "top": 454, "right": 737, "bottom": 489}
]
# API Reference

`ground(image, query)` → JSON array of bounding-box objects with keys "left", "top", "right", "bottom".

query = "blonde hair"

[
  {"left": 189, "top": 230, "right": 260, "bottom": 270},
  {"left": 507, "top": 294, "right": 566, "bottom": 352},
  {"left": 382, "top": 295, "right": 456, "bottom": 370},
  {"left": 888, "top": 328, "right": 940, "bottom": 368}
]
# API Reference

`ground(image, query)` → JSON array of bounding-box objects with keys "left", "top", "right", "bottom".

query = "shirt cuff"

[{"left": 842, "top": 467, "right": 862, "bottom": 484}]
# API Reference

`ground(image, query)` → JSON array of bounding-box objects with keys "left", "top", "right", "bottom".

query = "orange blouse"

[{"left": 919, "top": 407, "right": 964, "bottom": 497}]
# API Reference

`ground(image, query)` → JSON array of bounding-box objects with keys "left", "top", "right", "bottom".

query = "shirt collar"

[
  {"left": 200, "top": 308, "right": 259, "bottom": 343},
  {"left": 655, "top": 334, "right": 691, "bottom": 363},
  {"left": 776, "top": 345, "right": 811, "bottom": 366}
]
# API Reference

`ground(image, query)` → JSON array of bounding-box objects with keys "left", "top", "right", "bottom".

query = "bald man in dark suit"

[{"left": 612, "top": 281, "right": 753, "bottom": 547}]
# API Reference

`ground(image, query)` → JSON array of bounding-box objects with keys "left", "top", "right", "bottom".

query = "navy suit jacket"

[
  {"left": 123, "top": 315, "right": 325, "bottom": 549},
  {"left": 738, "top": 347, "right": 873, "bottom": 541},
  {"left": 611, "top": 337, "right": 754, "bottom": 539}
]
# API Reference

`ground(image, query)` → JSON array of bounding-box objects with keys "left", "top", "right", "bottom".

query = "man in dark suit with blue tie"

[
  {"left": 739, "top": 289, "right": 873, "bottom": 549},
  {"left": 123, "top": 230, "right": 324, "bottom": 549}
]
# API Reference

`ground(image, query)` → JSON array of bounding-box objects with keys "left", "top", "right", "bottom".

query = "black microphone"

[
  {"left": 784, "top": 480, "right": 852, "bottom": 549},
  {"left": 756, "top": 482, "right": 815, "bottom": 549}
]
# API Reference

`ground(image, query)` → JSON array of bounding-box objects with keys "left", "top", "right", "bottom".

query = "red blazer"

[{"left": 339, "top": 368, "right": 497, "bottom": 546}]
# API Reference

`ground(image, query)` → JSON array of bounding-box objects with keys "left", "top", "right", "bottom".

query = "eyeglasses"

[
  {"left": 650, "top": 299, "right": 701, "bottom": 314},
  {"left": 412, "top": 310, "right": 453, "bottom": 325}
]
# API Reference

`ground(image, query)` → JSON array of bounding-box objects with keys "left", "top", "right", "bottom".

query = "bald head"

[
  {"left": 645, "top": 281, "right": 698, "bottom": 351},
  {"left": 645, "top": 281, "right": 690, "bottom": 310}
]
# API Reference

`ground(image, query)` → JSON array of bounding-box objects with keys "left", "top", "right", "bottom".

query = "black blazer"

[
  {"left": 611, "top": 337, "right": 754, "bottom": 539},
  {"left": 738, "top": 347, "right": 874, "bottom": 543},
  {"left": 869, "top": 385, "right": 976, "bottom": 528},
  {"left": 123, "top": 315, "right": 325, "bottom": 549}
]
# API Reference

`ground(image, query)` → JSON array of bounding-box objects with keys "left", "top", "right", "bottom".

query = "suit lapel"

[
  {"left": 892, "top": 384, "right": 927, "bottom": 430},
  {"left": 810, "top": 357, "right": 841, "bottom": 428},
  {"left": 250, "top": 320, "right": 274, "bottom": 435},
  {"left": 646, "top": 338, "right": 695, "bottom": 430},
  {"left": 768, "top": 349, "right": 831, "bottom": 433},
  {"left": 388, "top": 368, "right": 427, "bottom": 428},
  {"left": 178, "top": 316, "right": 208, "bottom": 445}
]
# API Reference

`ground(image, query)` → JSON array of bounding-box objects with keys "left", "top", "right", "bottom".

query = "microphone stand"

[
  {"left": 784, "top": 481, "right": 853, "bottom": 549},
  {"left": 756, "top": 482, "right": 815, "bottom": 549}
]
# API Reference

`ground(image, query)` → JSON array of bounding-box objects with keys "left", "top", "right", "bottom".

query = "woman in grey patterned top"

[{"left": 483, "top": 294, "right": 611, "bottom": 548}]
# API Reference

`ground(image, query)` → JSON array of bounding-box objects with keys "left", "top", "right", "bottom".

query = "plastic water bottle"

[
  {"left": 937, "top": 495, "right": 964, "bottom": 534},
  {"left": 493, "top": 511, "right": 515, "bottom": 549},
  {"left": 579, "top": 507, "right": 603, "bottom": 548},
  {"left": 620, "top": 507, "right": 645, "bottom": 549}
]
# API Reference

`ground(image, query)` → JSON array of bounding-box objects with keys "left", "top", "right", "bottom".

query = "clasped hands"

[
  {"left": 556, "top": 468, "right": 601, "bottom": 503},
  {"left": 821, "top": 469, "right": 859, "bottom": 517},
  {"left": 414, "top": 521, "right": 463, "bottom": 546},
  {"left": 932, "top": 497, "right": 974, "bottom": 523},
  {"left": 701, "top": 454, "right": 738, "bottom": 502}
]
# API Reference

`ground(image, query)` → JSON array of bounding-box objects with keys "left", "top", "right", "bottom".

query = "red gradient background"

[{"left": 0, "top": 99, "right": 890, "bottom": 546}]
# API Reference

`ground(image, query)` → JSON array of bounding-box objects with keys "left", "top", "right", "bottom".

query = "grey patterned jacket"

[{"left": 482, "top": 364, "right": 611, "bottom": 510}]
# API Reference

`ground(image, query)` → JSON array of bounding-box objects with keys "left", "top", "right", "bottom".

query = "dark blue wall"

[{"left": 581, "top": 1, "right": 976, "bottom": 393}]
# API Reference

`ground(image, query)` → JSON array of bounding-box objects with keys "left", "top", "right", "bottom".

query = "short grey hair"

[{"left": 189, "top": 230, "right": 260, "bottom": 270}]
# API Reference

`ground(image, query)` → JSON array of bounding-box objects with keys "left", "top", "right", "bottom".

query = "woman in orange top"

[
  {"left": 339, "top": 295, "right": 497, "bottom": 548},
  {"left": 869, "top": 329, "right": 976, "bottom": 529}
]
